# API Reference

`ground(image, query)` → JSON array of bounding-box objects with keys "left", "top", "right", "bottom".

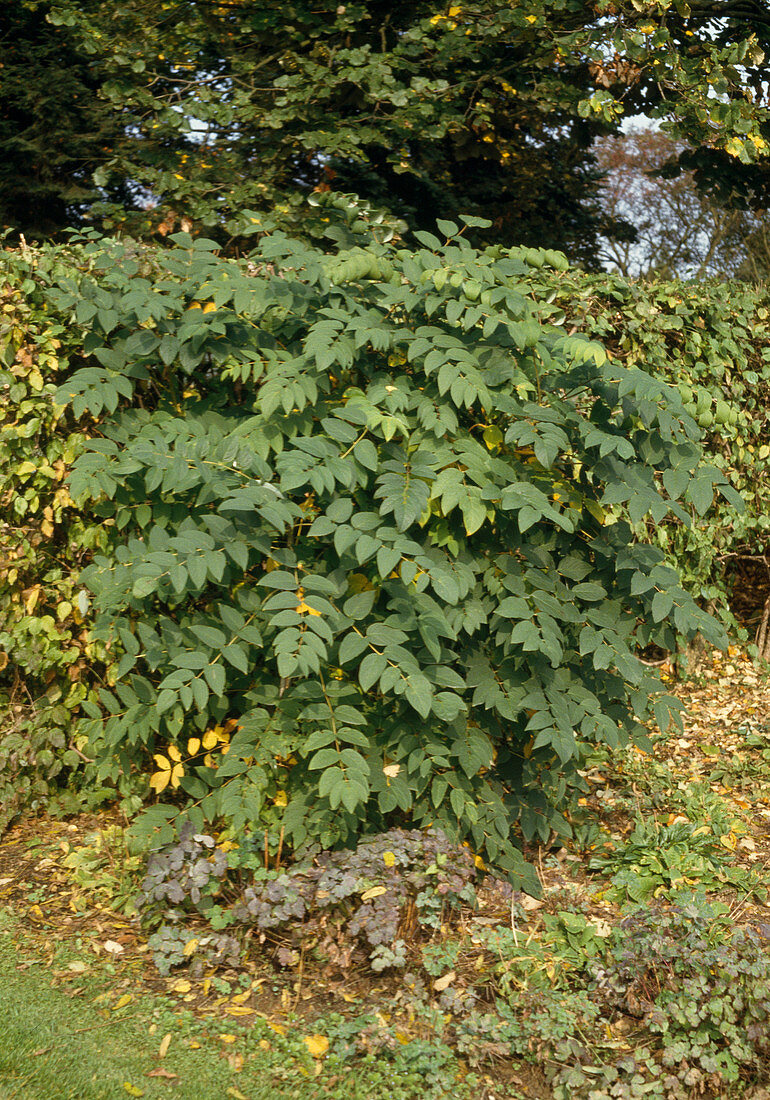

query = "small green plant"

[
  {"left": 60, "top": 824, "right": 145, "bottom": 913},
  {"left": 586, "top": 815, "right": 756, "bottom": 903}
]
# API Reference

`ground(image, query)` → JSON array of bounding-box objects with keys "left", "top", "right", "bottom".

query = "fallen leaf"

[
  {"left": 225, "top": 1005, "right": 255, "bottom": 1016},
  {"left": 360, "top": 886, "right": 387, "bottom": 901},
  {"left": 220, "top": 1034, "right": 237, "bottom": 1044},
  {"left": 122, "top": 1085, "right": 144, "bottom": 1097},
  {"left": 114, "top": 994, "right": 133, "bottom": 1010},
  {"left": 147, "top": 1069, "right": 178, "bottom": 1080},
  {"left": 103, "top": 940, "right": 124, "bottom": 955},
  {"left": 226, "top": 1090, "right": 248, "bottom": 1100},
  {"left": 433, "top": 971, "right": 456, "bottom": 992},
  {"left": 172, "top": 979, "right": 191, "bottom": 993},
  {"left": 520, "top": 894, "right": 544, "bottom": 911},
  {"left": 67, "top": 961, "right": 88, "bottom": 973},
  {"left": 158, "top": 1033, "right": 172, "bottom": 1058},
  {"left": 304, "top": 1034, "right": 330, "bottom": 1058}
]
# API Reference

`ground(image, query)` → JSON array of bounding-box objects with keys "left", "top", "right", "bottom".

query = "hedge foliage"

[
  {"left": 0, "top": 245, "right": 109, "bottom": 829},
  {"left": 514, "top": 268, "right": 770, "bottom": 636},
  {"left": 1, "top": 225, "right": 767, "bottom": 879}
]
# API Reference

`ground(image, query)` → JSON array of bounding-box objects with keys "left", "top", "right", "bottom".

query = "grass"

[{"left": 0, "top": 915, "right": 470, "bottom": 1100}]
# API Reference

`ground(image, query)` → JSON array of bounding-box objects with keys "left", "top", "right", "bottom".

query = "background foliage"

[{"left": 3, "top": 0, "right": 768, "bottom": 265}]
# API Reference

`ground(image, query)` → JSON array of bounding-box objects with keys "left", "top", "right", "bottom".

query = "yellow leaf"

[
  {"left": 296, "top": 600, "right": 322, "bottom": 616},
  {"left": 273, "top": 790, "right": 288, "bottom": 807},
  {"left": 220, "top": 1033, "right": 237, "bottom": 1043},
  {"left": 153, "top": 754, "right": 171, "bottom": 770},
  {"left": 173, "top": 979, "right": 192, "bottom": 993},
  {"left": 203, "top": 753, "right": 216, "bottom": 768},
  {"left": 383, "top": 764, "right": 401, "bottom": 779},
  {"left": 149, "top": 771, "right": 171, "bottom": 794},
  {"left": 167, "top": 744, "right": 182, "bottom": 762},
  {"left": 183, "top": 938, "right": 198, "bottom": 957},
  {"left": 187, "top": 737, "right": 201, "bottom": 755},
  {"left": 24, "top": 585, "right": 42, "bottom": 614},
  {"left": 122, "top": 1085, "right": 144, "bottom": 1097},
  {"left": 202, "top": 302, "right": 217, "bottom": 313},
  {"left": 169, "top": 763, "right": 185, "bottom": 789},
  {"left": 226, "top": 1090, "right": 248, "bottom": 1100},
  {"left": 202, "top": 730, "right": 218, "bottom": 750},
  {"left": 267, "top": 1021, "right": 286, "bottom": 1035},
  {"left": 347, "top": 573, "right": 373, "bottom": 593},
  {"left": 433, "top": 971, "right": 456, "bottom": 992},
  {"left": 114, "top": 994, "right": 133, "bottom": 1010},
  {"left": 382, "top": 851, "right": 396, "bottom": 868},
  {"left": 304, "top": 1034, "right": 329, "bottom": 1058},
  {"left": 361, "top": 886, "right": 387, "bottom": 901},
  {"left": 483, "top": 425, "right": 503, "bottom": 451},
  {"left": 226, "top": 1005, "right": 255, "bottom": 1016},
  {"left": 159, "top": 1033, "right": 172, "bottom": 1058},
  {"left": 720, "top": 832, "right": 737, "bottom": 851}
]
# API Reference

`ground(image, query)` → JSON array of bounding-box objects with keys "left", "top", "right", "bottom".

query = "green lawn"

[{"left": 0, "top": 919, "right": 469, "bottom": 1100}]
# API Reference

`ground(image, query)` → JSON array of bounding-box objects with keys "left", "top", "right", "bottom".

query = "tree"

[
  {"left": 594, "top": 128, "right": 763, "bottom": 279},
  {"left": 3, "top": 0, "right": 767, "bottom": 261},
  {"left": 0, "top": 1, "right": 132, "bottom": 238}
]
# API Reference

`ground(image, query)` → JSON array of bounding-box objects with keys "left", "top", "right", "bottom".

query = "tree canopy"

[{"left": 4, "top": 0, "right": 768, "bottom": 260}]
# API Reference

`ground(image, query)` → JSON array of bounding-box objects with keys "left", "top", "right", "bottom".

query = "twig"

[
  {"left": 68, "top": 743, "right": 95, "bottom": 764},
  {"left": 756, "top": 595, "right": 770, "bottom": 660}
]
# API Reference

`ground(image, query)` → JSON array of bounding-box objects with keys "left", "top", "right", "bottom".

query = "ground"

[{"left": 3, "top": 646, "right": 770, "bottom": 1099}]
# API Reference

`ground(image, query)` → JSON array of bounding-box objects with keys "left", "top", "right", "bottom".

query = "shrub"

[{"left": 46, "top": 221, "right": 735, "bottom": 881}]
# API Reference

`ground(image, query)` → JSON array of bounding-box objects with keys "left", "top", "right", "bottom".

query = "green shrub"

[{"left": 45, "top": 220, "right": 732, "bottom": 881}]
